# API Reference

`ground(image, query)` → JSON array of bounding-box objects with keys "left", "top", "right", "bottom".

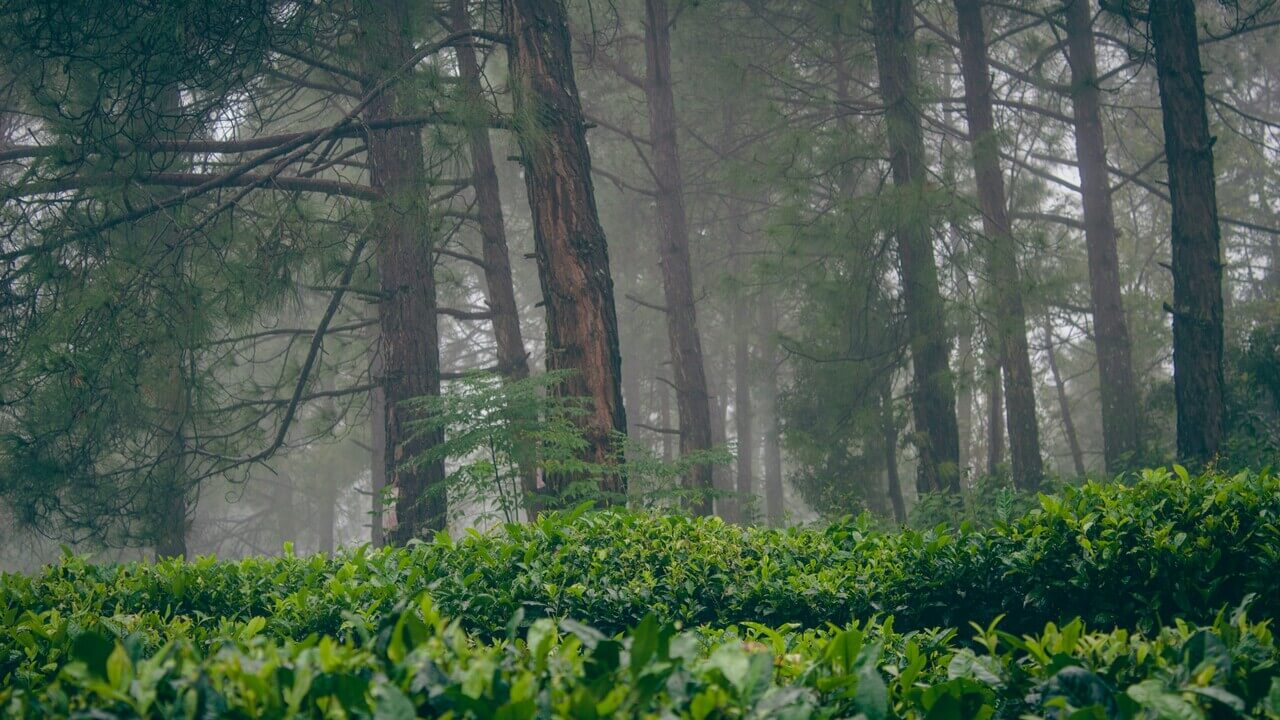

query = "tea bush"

[{"left": 2, "top": 467, "right": 1280, "bottom": 717}]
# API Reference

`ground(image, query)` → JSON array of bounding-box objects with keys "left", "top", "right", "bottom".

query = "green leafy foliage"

[{"left": 1, "top": 468, "right": 1279, "bottom": 716}]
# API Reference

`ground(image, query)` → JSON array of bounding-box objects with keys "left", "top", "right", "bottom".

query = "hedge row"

[
  {"left": 4, "top": 594, "right": 1279, "bottom": 718},
  {"left": 4, "top": 467, "right": 1278, "bottom": 647}
]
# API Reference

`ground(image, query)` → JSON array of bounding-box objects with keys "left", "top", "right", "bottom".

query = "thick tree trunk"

[
  {"left": 880, "top": 383, "right": 908, "bottom": 524},
  {"left": 642, "top": 0, "right": 714, "bottom": 515},
  {"left": 502, "top": 0, "right": 628, "bottom": 502},
  {"left": 1063, "top": 0, "right": 1143, "bottom": 473},
  {"left": 1043, "top": 319, "right": 1087, "bottom": 477},
  {"left": 870, "top": 0, "right": 962, "bottom": 494},
  {"left": 1148, "top": 0, "right": 1226, "bottom": 464},
  {"left": 759, "top": 292, "right": 785, "bottom": 525},
  {"left": 359, "top": 0, "right": 447, "bottom": 542},
  {"left": 952, "top": 0, "right": 1044, "bottom": 490}
]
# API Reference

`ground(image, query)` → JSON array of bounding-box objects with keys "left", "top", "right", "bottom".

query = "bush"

[{"left": 2, "top": 467, "right": 1279, "bottom": 716}]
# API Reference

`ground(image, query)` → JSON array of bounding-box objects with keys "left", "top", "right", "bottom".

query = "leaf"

[
  {"left": 947, "top": 650, "right": 1002, "bottom": 687},
  {"left": 374, "top": 685, "right": 417, "bottom": 720},
  {"left": 1125, "top": 680, "right": 1204, "bottom": 720},
  {"left": 70, "top": 630, "right": 115, "bottom": 678}
]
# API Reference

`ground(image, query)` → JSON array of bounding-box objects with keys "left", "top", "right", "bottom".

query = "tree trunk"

[
  {"left": 880, "top": 382, "right": 908, "bottom": 524},
  {"left": 659, "top": 375, "right": 674, "bottom": 462},
  {"left": 1043, "top": 319, "right": 1087, "bottom": 477},
  {"left": 359, "top": 0, "right": 447, "bottom": 542},
  {"left": 759, "top": 292, "right": 785, "bottom": 525},
  {"left": 450, "top": 0, "right": 538, "bottom": 512},
  {"left": 369, "top": 370, "right": 387, "bottom": 549},
  {"left": 1148, "top": 0, "right": 1226, "bottom": 465},
  {"left": 952, "top": 0, "right": 1044, "bottom": 490},
  {"left": 956, "top": 324, "right": 975, "bottom": 480},
  {"left": 502, "top": 0, "right": 628, "bottom": 503},
  {"left": 870, "top": 0, "right": 962, "bottom": 494},
  {"left": 732, "top": 291, "right": 754, "bottom": 522},
  {"left": 1063, "top": 0, "right": 1143, "bottom": 473},
  {"left": 986, "top": 346, "right": 1005, "bottom": 476},
  {"left": 642, "top": 0, "right": 714, "bottom": 515}
]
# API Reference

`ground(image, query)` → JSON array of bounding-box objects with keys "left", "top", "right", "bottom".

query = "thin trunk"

[
  {"left": 643, "top": 0, "right": 714, "bottom": 515},
  {"left": 759, "top": 292, "right": 784, "bottom": 525},
  {"left": 710, "top": 357, "right": 736, "bottom": 521},
  {"left": 870, "top": 0, "right": 962, "bottom": 494},
  {"left": 450, "top": 0, "right": 537, "bottom": 511},
  {"left": 956, "top": 325, "right": 975, "bottom": 480},
  {"left": 953, "top": 0, "right": 1043, "bottom": 490},
  {"left": 369, "top": 373, "right": 387, "bottom": 549},
  {"left": 1063, "top": 0, "right": 1143, "bottom": 472},
  {"left": 880, "top": 383, "right": 907, "bottom": 524},
  {"left": 732, "top": 293, "right": 754, "bottom": 522},
  {"left": 1043, "top": 319, "right": 1087, "bottom": 477},
  {"left": 359, "top": 0, "right": 447, "bottom": 542},
  {"left": 986, "top": 346, "right": 1005, "bottom": 476},
  {"left": 1148, "top": 0, "right": 1226, "bottom": 464},
  {"left": 660, "top": 376, "right": 674, "bottom": 462},
  {"left": 503, "top": 0, "right": 628, "bottom": 503}
]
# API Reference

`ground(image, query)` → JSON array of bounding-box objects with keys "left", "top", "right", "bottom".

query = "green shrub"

[{"left": 3, "top": 594, "right": 1279, "bottom": 718}]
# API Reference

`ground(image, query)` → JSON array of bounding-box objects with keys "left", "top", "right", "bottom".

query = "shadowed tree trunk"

[
  {"left": 870, "top": 0, "right": 962, "bottom": 494},
  {"left": 1043, "top": 319, "right": 1087, "bottom": 477},
  {"left": 1147, "top": 0, "right": 1226, "bottom": 464},
  {"left": 1063, "top": 0, "right": 1143, "bottom": 473},
  {"left": 502, "top": 0, "right": 627, "bottom": 502},
  {"left": 359, "top": 0, "right": 447, "bottom": 542},
  {"left": 732, "top": 291, "right": 754, "bottom": 522},
  {"left": 643, "top": 0, "right": 714, "bottom": 515},
  {"left": 956, "top": 323, "right": 975, "bottom": 480},
  {"left": 952, "top": 0, "right": 1044, "bottom": 490}
]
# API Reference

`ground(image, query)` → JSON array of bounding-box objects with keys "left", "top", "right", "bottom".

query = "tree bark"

[
  {"left": 759, "top": 292, "right": 785, "bottom": 525},
  {"left": 1148, "top": 0, "right": 1226, "bottom": 464},
  {"left": 1043, "top": 319, "right": 1087, "bottom": 477},
  {"left": 642, "top": 0, "right": 714, "bottom": 515},
  {"left": 359, "top": 0, "right": 447, "bottom": 542},
  {"left": 985, "top": 345, "right": 1005, "bottom": 476},
  {"left": 732, "top": 289, "right": 754, "bottom": 522},
  {"left": 369, "top": 363, "right": 387, "bottom": 549},
  {"left": 870, "top": 0, "right": 962, "bottom": 494},
  {"left": 952, "top": 0, "right": 1044, "bottom": 490},
  {"left": 956, "top": 324, "right": 975, "bottom": 480},
  {"left": 880, "top": 382, "right": 908, "bottom": 524},
  {"left": 450, "top": 0, "right": 538, "bottom": 513},
  {"left": 1063, "top": 0, "right": 1143, "bottom": 473},
  {"left": 502, "top": 0, "right": 628, "bottom": 502}
]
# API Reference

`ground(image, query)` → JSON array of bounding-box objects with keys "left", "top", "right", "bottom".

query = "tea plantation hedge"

[{"left": 2, "top": 467, "right": 1280, "bottom": 717}]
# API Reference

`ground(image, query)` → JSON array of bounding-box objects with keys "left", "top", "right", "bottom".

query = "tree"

[
  {"left": 1062, "top": 0, "right": 1144, "bottom": 472},
  {"left": 502, "top": 0, "right": 628, "bottom": 503},
  {"left": 870, "top": 0, "right": 963, "bottom": 494},
  {"left": 952, "top": 0, "right": 1044, "bottom": 490}
]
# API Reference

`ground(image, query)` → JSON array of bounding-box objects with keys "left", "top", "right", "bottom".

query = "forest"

[{"left": 1, "top": 0, "right": 1279, "bottom": 717}]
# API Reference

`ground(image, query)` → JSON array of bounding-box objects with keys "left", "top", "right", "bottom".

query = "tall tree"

[
  {"left": 642, "top": 0, "right": 715, "bottom": 515},
  {"left": 870, "top": 0, "right": 962, "bottom": 494},
  {"left": 358, "top": 0, "right": 448, "bottom": 541},
  {"left": 1063, "top": 0, "right": 1143, "bottom": 472},
  {"left": 1146, "top": 0, "right": 1226, "bottom": 464},
  {"left": 502, "top": 0, "right": 628, "bottom": 501},
  {"left": 952, "top": 0, "right": 1044, "bottom": 489},
  {"left": 759, "top": 291, "right": 785, "bottom": 525}
]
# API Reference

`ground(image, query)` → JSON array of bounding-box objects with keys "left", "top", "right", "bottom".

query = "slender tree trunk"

[
  {"left": 1147, "top": 0, "right": 1226, "bottom": 464},
  {"left": 450, "top": 0, "right": 538, "bottom": 512},
  {"left": 759, "top": 292, "right": 785, "bottom": 525},
  {"left": 880, "top": 382, "right": 908, "bottom": 523},
  {"left": 1043, "top": 319, "right": 1087, "bottom": 476},
  {"left": 870, "top": 0, "right": 962, "bottom": 494},
  {"left": 986, "top": 345, "right": 1005, "bottom": 476},
  {"left": 732, "top": 292, "right": 754, "bottom": 522},
  {"left": 952, "top": 0, "right": 1043, "bottom": 490},
  {"left": 659, "top": 375, "right": 674, "bottom": 462},
  {"left": 642, "top": 0, "right": 714, "bottom": 515},
  {"left": 359, "top": 0, "right": 447, "bottom": 542},
  {"left": 956, "top": 324, "right": 975, "bottom": 480},
  {"left": 710, "top": 356, "right": 736, "bottom": 521},
  {"left": 1063, "top": 0, "right": 1142, "bottom": 473},
  {"left": 369, "top": 371, "right": 387, "bottom": 549},
  {"left": 503, "top": 0, "right": 628, "bottom": 503}
]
